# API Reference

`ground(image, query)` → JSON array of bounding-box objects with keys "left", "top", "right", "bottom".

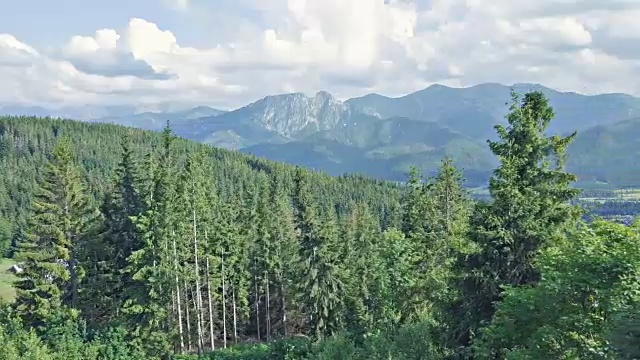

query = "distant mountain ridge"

[
  {"left": 3, "top": 83, "right": 640, "bottom": 187},
  {"left": 347, "top": 83, "right": 640, "bottom": 139},
  {"left": 179, "top": 91, "right": 352, "bottom": 149},
  {"left": 88, "top": 106, "right": 227, "bottom": 131}
]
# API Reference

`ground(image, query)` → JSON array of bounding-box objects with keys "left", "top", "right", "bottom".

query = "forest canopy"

[{"left": 0, "top": 91, "right": 639, "bottom": 359}]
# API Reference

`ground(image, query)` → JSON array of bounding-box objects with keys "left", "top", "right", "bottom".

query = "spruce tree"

[
  {"left": 293, "top": 168, "right": 343, "bottom": 339},
  {"left": 401, "top": 166, "right": 429, "bottom": 241},
  {"left": 342, "top": 202, "right": 381, "bottom": 336},
  {"left": 122, "top": 123, "right": 177, "bottom": 358},
  {"left": 452, "top": 91, "right": 582, "bottom": 351},
  {"left": 266, "top": 173, "right": 299, "bottom": 337},
  {"left": 174, "top": 150, "right": 217, "bottom": 352},
  {"left": 81, "top": 135, "right": 144, "bottom": 326},
  {"left": 14, "top": 137, "right": 99, "bottom": 329},
  {"left": 421, "top": 158, "right": 472, "bottom": 311}
]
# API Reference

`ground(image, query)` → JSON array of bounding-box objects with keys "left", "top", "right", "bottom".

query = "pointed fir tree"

[
  {"left": 293, "top": 168, "right": 343, "bottom": 339},
  {"left": 451, "top": 91, "right": 582, "bottom": 351},
  {"left": 175, "top": 149, "right": 218, "bottom": 352},
  {"left": 121, "top": 122, "right": 177, "bottom": 358},
  {"left": 266, "top": 173, "right": 299, "bottom": 337},
  {"left": 401, "top": 166, "right": 430, "bottom": 242},
  {"left": 80, "top": 135, "right": 145, "bottom": 327},
  {"left": 227, "top": 190, "right": 251, "bottom": 343},
  {"left": 419, "top": 158, "right": 472, "bottom": 313},
  {"left": 13, "top": 137, "right": 100, "bottom": 329},
  {"left": 342, "top": 201, "right": 381, "bottom": 336}
]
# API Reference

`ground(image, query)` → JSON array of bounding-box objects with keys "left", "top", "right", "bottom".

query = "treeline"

[{"left": 1, "top": 91, "right": 640, "bottom": 360}]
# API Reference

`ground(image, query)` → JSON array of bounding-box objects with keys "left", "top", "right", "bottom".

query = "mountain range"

[{"left": 3, "top": 83, "right": 640, "bottom": 187}]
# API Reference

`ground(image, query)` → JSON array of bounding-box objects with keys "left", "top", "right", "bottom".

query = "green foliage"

[
  {"left": 293, "top": 169, "right": 344, "bottom": 339},
  {"left": 0, "top": 216, "right": 11, "bottom": 257},
  {"left": 2, "top": 89, "right": 635, "bottom": 360},
  {"left": 452, "top": 91, "right": 582, "bottom": 350},
  {"left": 13, "top": 137, "right": 100, "bottom": 329},
  {"left": 474, "top": 220, "right": 640, "bottom": 359},
  {"left": 608, "top": 303, "right": 640, "bottom": 359}
]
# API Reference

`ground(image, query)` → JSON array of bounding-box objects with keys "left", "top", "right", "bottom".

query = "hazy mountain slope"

[
  {"left": 243, "top": 116, "right": 496, "bottom": 185},
  {"left": 6, "top": 83, "right": 640, "bottom": 187},
  {"left": 568, "top": 117, "right": 640, "bottom": 187},
  {"left": 0, "top": 104, "right": 140, "bottom": 120},
  {"left": 89, "top": 106, "right": 227, "bottom": 131},
  {"left": 347, "top": 83, "right": 640, "bottom": 140}
]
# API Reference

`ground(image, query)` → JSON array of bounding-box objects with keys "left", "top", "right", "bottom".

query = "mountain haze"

[
  {"left": 6, "top": 82, "right": 640, "bottom": 187},
  {"left": 89, "top": 106, "right": 227, "bottom": 131},
  {"left": 347, "top": 83, "right": 640, "bottom": 139}
]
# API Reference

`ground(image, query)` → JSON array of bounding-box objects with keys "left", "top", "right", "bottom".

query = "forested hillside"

[
  {"left": 0, "top": 117, "right": 401, "bottom": 258},
  {"left": 1, "top": 91, "right": 639, "bottom": 360}
]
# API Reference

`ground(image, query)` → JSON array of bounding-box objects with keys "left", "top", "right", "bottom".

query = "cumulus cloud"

[
  {"left": 60, "top": 28, "right": 173, "bottom": 80},
  {"left": 1, "top": 0, "right": 640, "bottom": 109}
]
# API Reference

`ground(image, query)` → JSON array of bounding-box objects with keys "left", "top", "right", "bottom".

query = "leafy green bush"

[{"left": 175, "top": 321, "right": 447, "bottom": 360}]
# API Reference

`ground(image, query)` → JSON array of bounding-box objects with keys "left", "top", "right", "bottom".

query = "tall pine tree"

[
  {"left": 81, "top": 135, "right": 145, "bottom": 327},
  {"left": 14, "top": 137, "right": 99, "bottom": 329},
  {"left": 293, "top": 168, "right": 343, "bottom": 339},
  {"left": 451, "top": 91, "right": 582, "bottom": 353},
  {"left": 122, "top": 123, "right": 177, "bottom": 358}
]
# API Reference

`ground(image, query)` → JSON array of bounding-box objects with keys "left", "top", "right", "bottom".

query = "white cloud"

[
  {"left": 63, "top": 29, "right": 119, "bottom": 56},
  {"left": 1, "top": 0, "right": 640, "bottom": 110}
]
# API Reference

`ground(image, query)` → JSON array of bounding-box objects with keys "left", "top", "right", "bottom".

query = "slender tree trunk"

[
  {"left": 232, "top": 288, "right": 238, "bottom": 344},
  {"left": 173, "top": 236, "right": 185, "bottom": 353},
  {"left": 222, "top": 253, "right": 228, "bottom": 348},
  {"left": 184, "top": 281, "right": 192, "bottom": 351},
  {"left": 254, "top": 269, "right": 261, "bottom": 341},
  {"left": 265, "top": 271, "right": 271, "bottom": 341},
  {"left": 171, "top": 289, "right": 176, "bottom": 314},
  {"left": 191, "top": 287, "right": 202, "bottom": 354},
  {"left": 193, "top": 209, "right": 204, "bottom": 353},
  {"left": 206, "top": 256, "right": 215, "bottom": 350}
]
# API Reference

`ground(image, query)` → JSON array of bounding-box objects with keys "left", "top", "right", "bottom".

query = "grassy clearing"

[{"left": 0, "top": 258, "right": 17, "bottom": 302}]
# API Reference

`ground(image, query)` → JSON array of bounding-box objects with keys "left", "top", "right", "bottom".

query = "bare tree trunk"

[
  {"left": 193, "top": 209, "right": 204, "bottom": 353},
  {"left": 171, "top": 289, "right": 176, "bottom": 314},
  {"left": 173, "top": 235, "right": 185, "bottom": 353},
  {"left": 222, "top": 253, "right": 228, "bottom": 348},
  {"left": 254, "top": 268, "right": 261, "bottom": 341},
  {"left": 184, "top": 281, "right": 192, "bottom": 351},
  {"left": 191, "top": 287, "right": 202, "bottom": 354},
  {"left": 232, "top": 288, "right": 238, "bottom": 344},
  {"left": 264, "top": 271, "right": 271, "bottom": 341},
  {"left": 206, "top": 256, "right": 215, "bottom": 350}
]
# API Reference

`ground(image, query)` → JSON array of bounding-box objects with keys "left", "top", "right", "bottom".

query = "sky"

[{"left": 1, "top": 0, "right": 640, "bottom": 110}]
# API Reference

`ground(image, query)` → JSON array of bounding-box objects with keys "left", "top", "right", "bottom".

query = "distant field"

[
  {"left": 580, "top": 188, "right": 640, "bottom": 202},
  {"left": 615, "top": 189, "right": 640, "bottom": 200},
  {"left": 0, "top": 258, "right": 17, "bottom": 302},
  {"left": 469, "top": 186, "right": 640, "bottom": 205}
]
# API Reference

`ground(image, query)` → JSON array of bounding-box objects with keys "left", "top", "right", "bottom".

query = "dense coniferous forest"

[{"left": 0, "top": 91, "right": 639, "bottom": 359}]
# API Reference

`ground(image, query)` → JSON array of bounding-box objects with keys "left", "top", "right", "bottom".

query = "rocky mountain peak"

[{"left": 239, "top": 91, "right": 350, "bottom": 138}]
